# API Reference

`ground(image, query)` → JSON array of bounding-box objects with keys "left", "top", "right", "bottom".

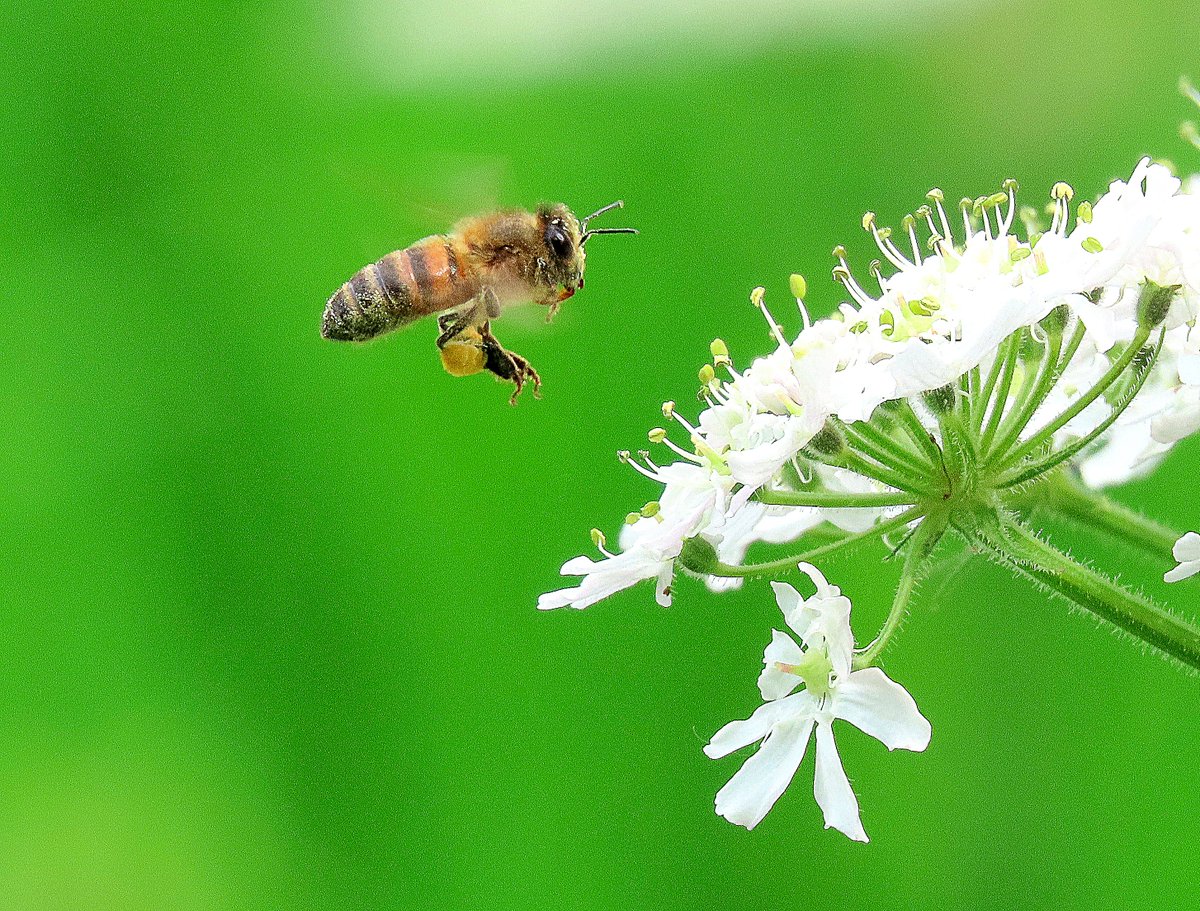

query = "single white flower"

[
  {"left": 1165, "top": 532, "right": 1200, "bottom": 583},
  {"left": 704, "top": 564, "right": 931, "bottom": 839},
  {"left": 538, "top": 460, "right": 730, "bottom": 610}
]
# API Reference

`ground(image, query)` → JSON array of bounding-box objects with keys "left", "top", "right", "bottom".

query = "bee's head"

[{"left": 537, "top": 201, "right": 637, "bottom": 302}]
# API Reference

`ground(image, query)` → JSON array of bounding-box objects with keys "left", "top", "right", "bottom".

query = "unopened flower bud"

[
  {"left": 805, "top": 423, "right": 846, "bottom": 457},
  {"left": 677, "top": 535, "right": 719, "bottom": 574},
  {"left": 1042, "top": 303, "right": 1070, "bottom": 335},
  {"left": 1137, "top": 279, "right": 1180, "bottom": 329},
  {"left": 923, "top": 384, "right": 957, "bottom": 415}
]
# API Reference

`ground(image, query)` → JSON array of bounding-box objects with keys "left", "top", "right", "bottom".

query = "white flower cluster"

[
  {"left": 539, "top": 158, "right": 1200, "bottom": 838},
  {"left": 542, "top": 159, "right": 1200, "bottom": 612}
]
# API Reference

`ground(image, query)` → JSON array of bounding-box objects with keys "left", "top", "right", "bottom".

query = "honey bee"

[{"left": 321, "top": 201, "right": 637, "bottom": 403}]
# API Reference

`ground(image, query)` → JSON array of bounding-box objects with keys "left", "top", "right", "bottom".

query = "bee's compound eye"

[{"left": 546, "top": 223, "right": 572, "bottom": 259}]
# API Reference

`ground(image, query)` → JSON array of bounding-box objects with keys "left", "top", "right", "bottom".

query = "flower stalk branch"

[
  {"left": 1027, "top": 474, "right": 1182, "bottom": 562},
  {"left": 972, "top": 511, "right": 1200, "bottom": 671}
]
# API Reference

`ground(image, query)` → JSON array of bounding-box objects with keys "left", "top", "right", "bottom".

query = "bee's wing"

[{"left": 392, "top": 156, "right": 507, "bottom": 228}]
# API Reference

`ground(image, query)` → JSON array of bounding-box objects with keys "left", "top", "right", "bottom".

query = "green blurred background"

[{"left": 3, "top": 1, "right": 1199, "bottom": 908}]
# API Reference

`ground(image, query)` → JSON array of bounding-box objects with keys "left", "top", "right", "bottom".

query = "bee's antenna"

[
  {"left": 581, "top": 200, "right": 626, "bottom": 231},
  {"left": 581, "top": 227, "right": 639, "bottom": 245}
]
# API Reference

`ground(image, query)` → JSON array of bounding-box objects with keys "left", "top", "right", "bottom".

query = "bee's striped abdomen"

[{"left": 321, "top": 237, "right": 475, "bottom": 342}]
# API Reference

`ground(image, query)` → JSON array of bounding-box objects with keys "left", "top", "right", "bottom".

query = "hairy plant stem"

[
  {"left": 984, "top": 323, "right": 1063, "bottom": 464},
  {"left": 893, "top": 399, "right": 944, "bottom": 467},
  {"left": 754, "top": 489, "right": 917, "bottom": 509},
  {"left": 1023, "top": 473, "right": 1181, "bottom": 562},
  {"left": 707, "top": 507, "right": 924, "bottom": 578},
  {"left": 853, "top": 513, "right": 945, "bottom": 668},
  {"left": 995, "top": 325, "right": 1152, "bottom": 473},
  {"left": 842, "top": 419, "right": 932, "bottom": 477},
  {"left": 997, "top": 332, "right": 1164, "bottom": 488},
  {"left": 979, "top": 329, "right": 1023, "bottom": 454},
  {"left": 968, "top": 510, "right": 1200, "bottom": 671}
]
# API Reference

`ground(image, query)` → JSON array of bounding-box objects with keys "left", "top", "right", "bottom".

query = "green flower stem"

[
  {"left": 997, "top": 333, "right": 1163, "bottom": 488},
  {"left": 841, "top": 419, "right": 933, "bottom": 476},
  {"left": 995, "top": 325, "right": 1152, "bottom": 473},
  {"left": 708, "top": 506, "right": 924, "bottom": 578},
  {"left": 991, "top": 318, "right": 1088, "bottom": 465},
  {"left": 893, "top": 400, "right": 945, "bottom": 467},
  {"left": 974, "top": 338, "right": 1009, "bottom": 433},
  {"left": 979, "top": 329, "right": 1023, "bottom": 453},
  {"left": 984, "top": 324, "right": 1063, "bottom": 463},
  {"left": 754, "top": 489, "right": 918, "bottom": 508},
  {"left": 976, "top": 512, "right": 1200, "bottom": 671},
  {"left": 1031, "top": 474, "right": 1180, "bottom": 561},
  {"left": 842, "top": 451, "right": 931, "bottom": 496},
  {"left": 840, "top": 424, "right": 924, "bottom": 478},
  {"left": 957, "top": 366, "right": 976, "bottom": 425},
  {"left": 937, "top": 410, "right": 978, "bottom": 483},
  {"left": 807, "top": 441, "right": 931, "bottom": 496},
  {"left": 853, "top": 513, "right": 944, "bottom": 669}
]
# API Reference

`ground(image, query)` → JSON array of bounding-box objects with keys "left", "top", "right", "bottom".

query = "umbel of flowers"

[{"left": 539, "top": 156, "right": 1200, "bottom": 841}]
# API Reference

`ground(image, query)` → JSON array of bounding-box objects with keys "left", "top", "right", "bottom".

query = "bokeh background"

[{"left": 3, "top": 1, "right": 1199, "bottom": 908}]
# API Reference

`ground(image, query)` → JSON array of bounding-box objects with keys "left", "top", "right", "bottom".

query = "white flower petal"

[
  {"left": 1173, "top": 531, "right": 1200, "bottom": 562},
  {"left": 770, "top": 580, "right": 801, "bottom": 618},
  {"left": 1164, "top": 563, "right": 1199, "bottom": 583},
  {"left": 758, "top": 629, "right": 805, "bottom": 701},
  {"left": 537, "top": 548, "right": 663, "bottom": 610},
  {"left": 713, "top": 716, "right": 815, "bottom": 830},
  {"left": 654, "top": 562, "right": 675, "bottom": 607},
  {"left": 771, "top": 579, "right": 821, "bottom": 640},
  {"left": 812, "top": 720, "right": 868, "bottom": 842},
  {"left": 1165, "top": 532, "right": 1200, "bottom": 583},
  {"left": 704, "top": 691, "right": 813, "bottom": 759},
  {"left": 833, "top": 667, "right": 932, "bottom": 751}
]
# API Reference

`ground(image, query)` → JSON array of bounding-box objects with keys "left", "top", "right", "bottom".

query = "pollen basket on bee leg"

[{"left": 439, "top": 333, "right": 488, "bottom": 377}]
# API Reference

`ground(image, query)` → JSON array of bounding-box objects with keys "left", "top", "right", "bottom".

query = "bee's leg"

[
  {"left": 436, "top": 287, "right": 502, "bottom": 348},
  {"left": 479, "top": 322, "right": 541, "bottom": 405},
  {"left": 435, "top": 299, "right": 487, "bottom": 348}
]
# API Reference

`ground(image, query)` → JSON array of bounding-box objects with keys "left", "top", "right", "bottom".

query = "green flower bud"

[
  {"left": 1137, "top": 279, "right": 1181, "bottom": 329},
  {"left": 923, "top": 384, "right": 957, "bottom": 415},
  {"left": 805, "top": 423, "right": 846, "bottom": 457},
  {"left": 1042, "top": 303, "right": 1070, "bottom": 335},
  {"left": 677, "top": 535, "right": 719, "bottom": 575}
]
